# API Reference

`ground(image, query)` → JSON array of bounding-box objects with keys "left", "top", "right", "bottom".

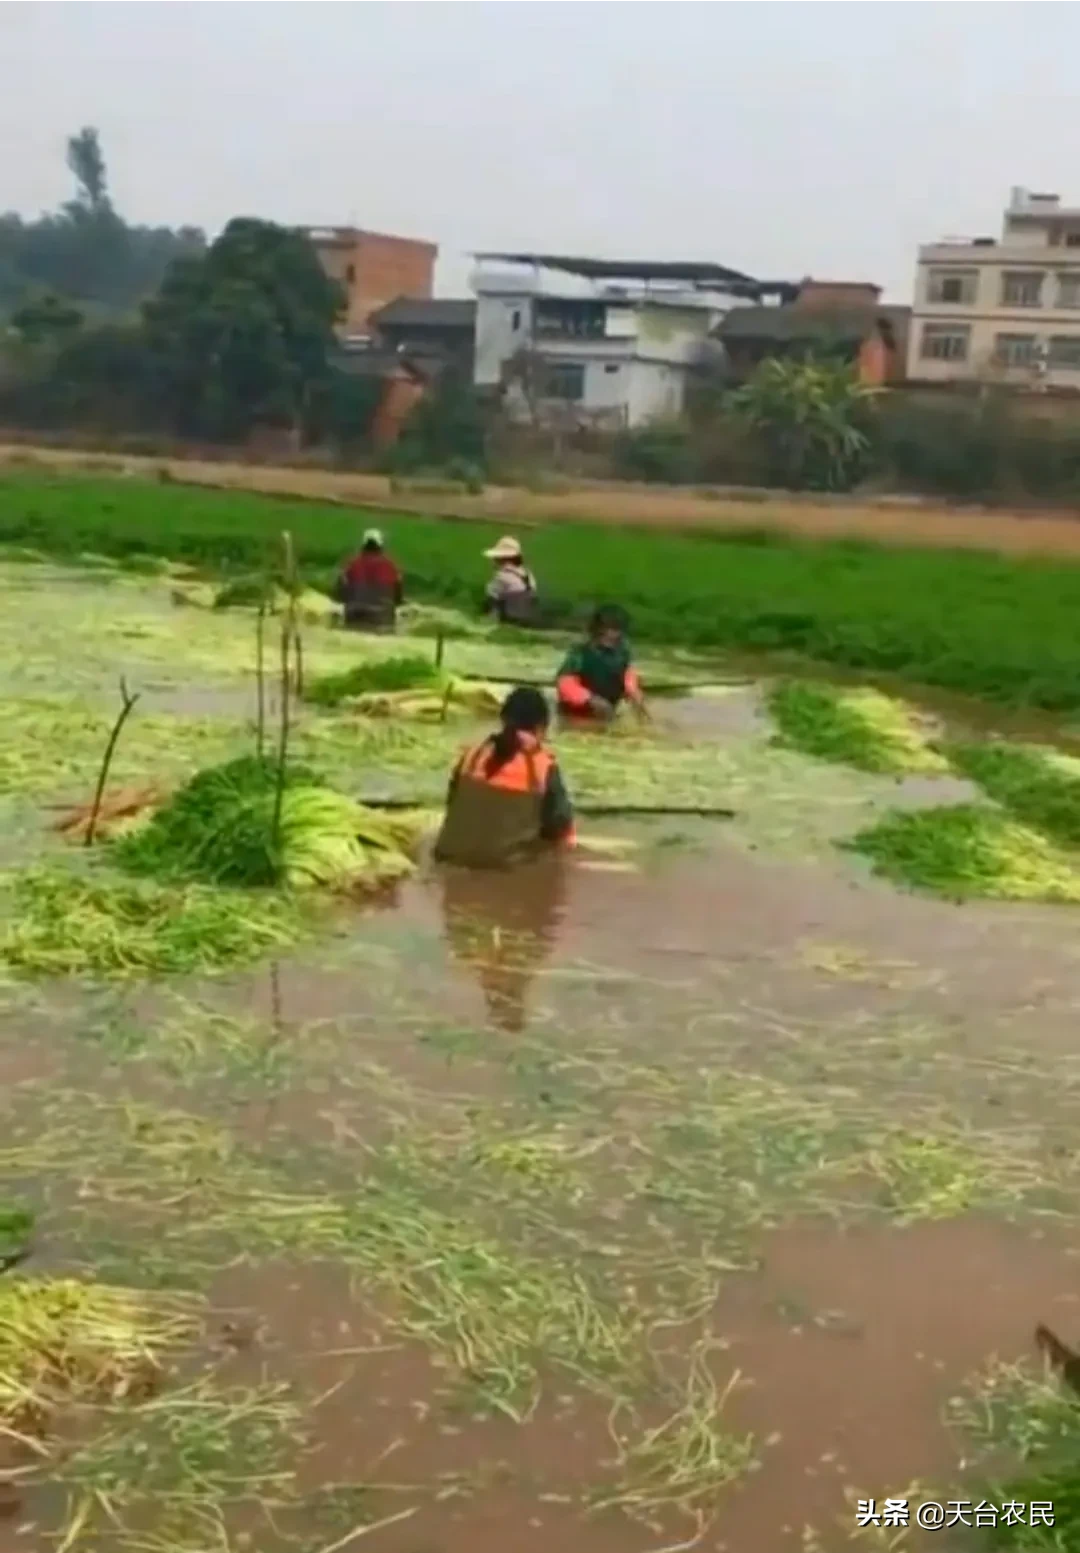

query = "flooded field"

[{"left": 2, "top": 557, "right": 1080, "bottom": 1553}]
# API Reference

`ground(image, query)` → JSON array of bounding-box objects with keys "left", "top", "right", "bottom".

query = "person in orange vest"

[
  {"left": 556, "top": 604, "right": 645, "bottom": 722},
  {"left": 434, "top": 687, "right": 576, "bottom": 868}
]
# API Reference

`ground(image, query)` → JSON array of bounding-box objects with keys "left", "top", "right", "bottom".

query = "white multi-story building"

[
  {"left": 470, "top": 252, "right": 788, "bottom": 427},
  {"left": 909, "top": 188, "right": 1080, "bottom": 389}
]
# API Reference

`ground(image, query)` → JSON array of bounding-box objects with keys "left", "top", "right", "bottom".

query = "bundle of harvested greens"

[
  {"left": 115, "top": 755, "right": 424, "bottom": 892},
  {"left": 306, "top": 655, "right": 443, "bottom": 706},
  {"left": 0, "top": 1277, "right": 195, "bottom": 1431},
  {"left": 948, "top": 740, "right": 1080, "bottom": 849},
  {"left": 0, "top": 864, "right": 303, "bottom": 977},
  {"left": 172, "top": 576, "right": 337, "bottom": 623},
  {"left": 848, "top": 803, "right": 1080, "bottom": 903},
  {"left": 0, "top": 1203, "right": 33, "bottom": 1270},
  {"left": 397, "top": 602, "right": 493, "bottom": 640},
  {"left": 307, "top": 655, "right": 502, "bottom": 720},
  {"left": 768, "top": 680, "right": 946, "bottom": 775}
]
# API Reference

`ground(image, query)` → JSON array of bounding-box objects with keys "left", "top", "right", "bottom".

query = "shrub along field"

[{"left": 3, "top": 468, "right": 1080, "bottom": 710}]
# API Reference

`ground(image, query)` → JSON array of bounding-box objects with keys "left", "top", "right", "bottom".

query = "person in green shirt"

[{"left": 556, "top": 605, "right": 646, "bottom": 722}]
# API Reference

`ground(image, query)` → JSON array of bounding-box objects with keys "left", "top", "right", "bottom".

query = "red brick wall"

[
  {"left": 347, "top": 232, "right": 436, "bottom": 332},
  {"left": 371, "top": 370, "right": 428, "bottom": 447},
  {"left": 857, "top": 332, "right": 889, "bottom": 386},
  {"left": 794, "top": 281, "right": 882, "bottom": 313}
]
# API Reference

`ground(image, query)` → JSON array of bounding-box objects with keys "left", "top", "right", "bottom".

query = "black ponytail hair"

[{"left": 485, "top": 685, "right": 550, "bottom": 776}]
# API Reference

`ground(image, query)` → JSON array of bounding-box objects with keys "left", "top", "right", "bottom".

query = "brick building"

[
  {"left": 720, "top": 281, "right": 909, "bottom": 386},
  {"left": 303, "top": 226, "right": 437, "bottom": 341}
]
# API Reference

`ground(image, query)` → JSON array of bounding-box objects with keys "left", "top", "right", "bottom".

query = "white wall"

[
  {"left": 472, "top": 294, "right": 695, "bottom": 423},
  {"left": 625, "top": 361, "right": 685, "bottom": 424},
  {"left": 473, "top": 294, "right": 530, "bottom": 386},
  {"left": 582, "top": 358, "right": 629, "bottom": 412},
  {"left": 634, "top": 303, "right": 714, "bottom": 367}
]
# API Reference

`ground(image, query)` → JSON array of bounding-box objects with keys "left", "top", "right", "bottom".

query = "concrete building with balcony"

[
  {"left": 908, "top": 188, "right": 1080, "bottom": 388},
  {"left": 303, "top": 226, "right": 437, "bottom": 343},
  {"left": 470, "top": 252, "right": 791, "bottom": 427}
]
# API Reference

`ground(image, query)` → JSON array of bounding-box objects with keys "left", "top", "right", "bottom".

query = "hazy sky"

[{"left": 3, "top": 2, "right": 1078, "bottom": 302}]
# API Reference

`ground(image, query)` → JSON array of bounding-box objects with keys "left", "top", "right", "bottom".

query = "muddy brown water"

[
  {"left": 6, "top": 677, "right": 1080, "bottom": 1551},
  {"left": 8, "top": 833, "right": 1080, "bottom": 1551}
]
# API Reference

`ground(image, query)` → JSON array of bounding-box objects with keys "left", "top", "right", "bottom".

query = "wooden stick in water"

[
  {"left": 356, "top": 796, "right": 735, "bottom": 819},
  {"left": 85, "top": 676, "right": 140, "bottom": 847}
]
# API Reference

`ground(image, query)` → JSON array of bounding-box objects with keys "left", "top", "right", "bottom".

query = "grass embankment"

[
  {"left": 4, "top": 470, "right": 1080, "bottom": 710},
  {"left": 768, "top": 681, "right": 946, "bottom": 774}
]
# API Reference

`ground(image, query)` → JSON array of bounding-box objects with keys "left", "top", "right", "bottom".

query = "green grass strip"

[
  {"left": 847, "top": 803, "right": 1080, "bottom": 903},
  {"left": 5, "top": 469, "right": 1080, "bottom": 711},
  {"left": 769, "top": 680, "right": 947, "bottom": 774},
  {"left": 949, "top": 740, "right": 1080, "bottom": 849}
]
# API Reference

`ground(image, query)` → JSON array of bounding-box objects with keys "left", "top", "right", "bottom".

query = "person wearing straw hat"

[
  {"left": 482, "top": 535, "right": 539, "bottom": 627},
  {"left": 336, "top": 528, "right": 404, "bottom": 632}
]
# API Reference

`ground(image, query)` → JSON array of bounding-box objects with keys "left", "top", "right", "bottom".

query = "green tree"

[
  {"left": 726, "top": 357, "right": 877, "bottom": 491},
  {"left": 66, "top": 127, "right": 110, "bottom": 213},
  {"left": 0, "top": 128, "right": 204, "bottom": 315},
  {"left": 142, "top": 218, "right": 344, "bottom": 442},
  {"left": 390, "top": 366, "right": 487, "bottom": 475},
  {"left": 10, "top": 291, "right": 84, "bottom": 346}
]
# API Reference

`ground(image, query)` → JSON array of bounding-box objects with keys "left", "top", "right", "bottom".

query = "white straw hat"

[{"left": 484, "top": 535, "right": 523, "bottom": 561}]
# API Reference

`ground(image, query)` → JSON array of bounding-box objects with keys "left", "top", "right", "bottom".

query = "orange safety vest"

[{"left": 434, "top": 737, "right": 554, "bottom": 868}]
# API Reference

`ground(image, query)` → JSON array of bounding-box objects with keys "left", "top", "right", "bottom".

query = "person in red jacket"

[{"left": 337, "top": 529, "right": 404, "bottom": 631}]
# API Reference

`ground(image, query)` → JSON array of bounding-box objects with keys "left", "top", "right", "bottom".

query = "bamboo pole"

[
  {"left": 271, "top": 532, "right": 297, "bottom": 851},
  {"left": 255, "top": 598, "right": 267, "bottom": 758}
]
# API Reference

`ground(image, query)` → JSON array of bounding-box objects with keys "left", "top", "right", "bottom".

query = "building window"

[
  {"left": 1001, "top": 271, "right": 1044, "bottom": 307},
  {"left": 535, "top": 299, "right": 605, "bottom": 339},
  {"left": 604, "top": 364, "right": 620, "bottom": 374},
  {"left": 926, "top": 269, "right": 977, "bottom": 305},
  {"left": 919, "top": 323, "right": 970, "bottom": 362},
  {"left": 994, "top": 332, "right": 1038, "bottom": 367},
  {"left": 1049, "top": 335, "right": 1080, "bottom": 369},
  {"left": 511, "top": 309, "right": 521, "bottom": 331},
  {"left": 345, "top": 263, "right": 355, "bottom": 284},
  {"left": 1057, "top": 274, "right": 1080, "bottom": 309},
  {"left": 1067, "top": 233, "right": 1080, "bottom": 248},
  {"left": 544, "top": 363, "right": 585, "bottom": 401}
]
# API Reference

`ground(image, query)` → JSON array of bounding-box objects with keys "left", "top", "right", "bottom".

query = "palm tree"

[{"left": 727, "top": 356, "right": 878, "bottom": 490}]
